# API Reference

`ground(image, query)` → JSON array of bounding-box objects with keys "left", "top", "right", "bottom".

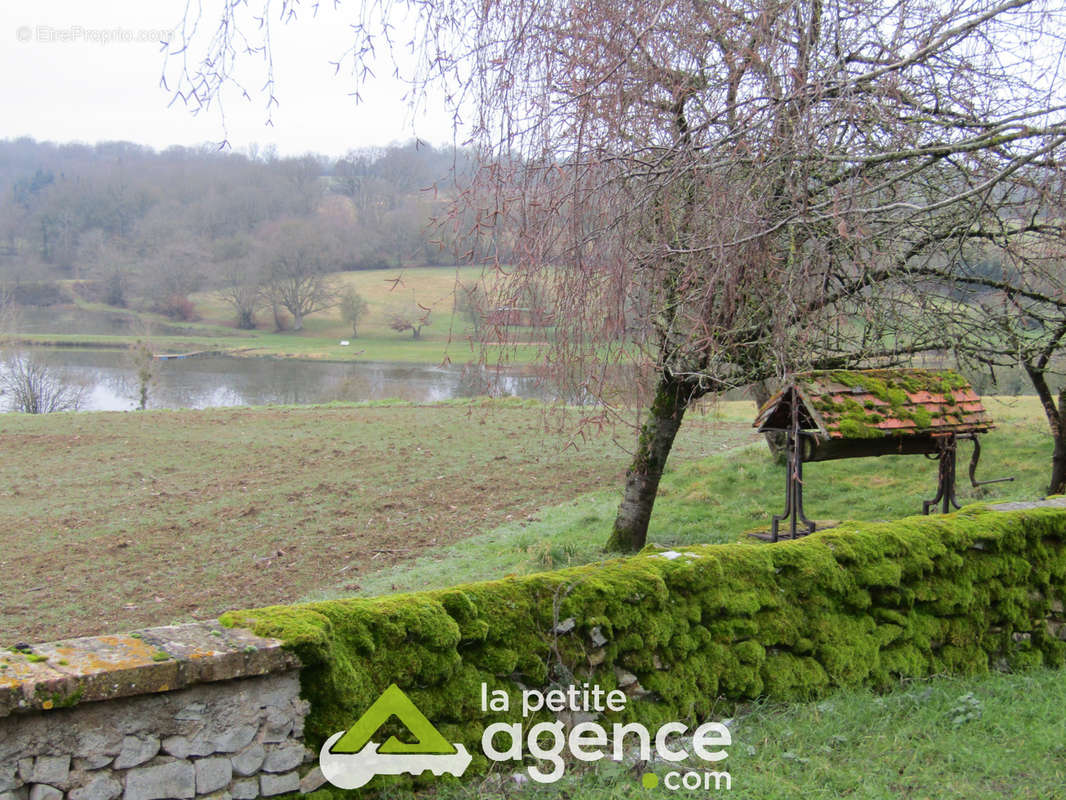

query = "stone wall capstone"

[{"left": 0, "top": 622, "right": 317, "bottom": 800}]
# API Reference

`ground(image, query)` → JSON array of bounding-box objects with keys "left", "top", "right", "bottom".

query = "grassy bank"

[
  {"left": 1, "top": 397, "right": 1051, "bottom": 645},
  {"left": 367, "top": 666, "right": 1066, "bottom": 799},
  {"left": 14, "top": 267, "right": 543, "bottom": 364},
  {"left": 10, "top": 330, "right": 542, "bottom": 366}
]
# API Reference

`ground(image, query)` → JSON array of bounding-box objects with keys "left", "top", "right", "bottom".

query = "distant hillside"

[{"left": 0, "top": 137, "right": 488, "bottom": 315}]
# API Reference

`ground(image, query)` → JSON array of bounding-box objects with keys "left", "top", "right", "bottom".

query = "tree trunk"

[
  {"left": 272, "top": 302, "right": 287, "bottom": 332},
  {"left": 1023, "top": 364, "right": 1066, "bottom": 495},
  {"left": 752, "top": 379, "right": 787, "bottom": 463},
  {"left": 606, "top": 373, "right": 690, "bottom": 552},
  {"left": 292, "top": 309, "right": 304, "bottom": 331},
  {"left": 1051, "top": 419, "right": 1066, "bottom": 497}
]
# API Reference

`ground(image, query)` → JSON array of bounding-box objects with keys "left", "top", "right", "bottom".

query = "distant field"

[
  {"left": 13, "top": 266, "right": 533, "bottom": 364},
  {"left": 0, "top": 396, "right": 1052, "bottom": 645},
  {"left": 193, "top": 265, "right": 492, "bottom": 340}
]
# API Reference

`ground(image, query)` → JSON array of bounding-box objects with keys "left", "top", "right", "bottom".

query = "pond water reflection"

[{"left": 4, "top": 349, "right": 556, "bottom": 411}]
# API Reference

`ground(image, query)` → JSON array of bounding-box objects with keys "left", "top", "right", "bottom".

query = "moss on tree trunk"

[{"left": 606, "top": 373, "right": 690, "bottom": 552}]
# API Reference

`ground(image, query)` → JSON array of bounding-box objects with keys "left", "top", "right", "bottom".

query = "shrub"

[
  {"left": 0, "top": 354, "right": 85, "bottom": 413},
  {"left": 152, "top": 293, "right": 199, "bottom": 321}
]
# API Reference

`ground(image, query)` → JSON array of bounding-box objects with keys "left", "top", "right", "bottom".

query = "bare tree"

[
  {"left": 278, "top": 155, "right": 326, "bottom": 214},
  {"left": 259, "top": 218, "right": 341, "bottom": 331},
  {"left": 1, "top": 354, "right": 85, "bottom": 414},
  {"left": 454, "top": 281, "right": 486, "bottom": 339},
  {"left": 388, "top": 303, "right": 432, "bottom": 339},
  {"left": 928, "top": 185, "right": 1066, "bottom": 494},
  {"left": 984, "top": 315, "right": 1066, "bottom": 496},
  {"left": 339, "top": 286, "right": 369, "bottom": 338},
  {"left": 166, "top": 0, "right": 1066, "bottom": 550},
  {"left": 1, "top": 282, "right": 86, "bottom": 413},
  {"left": 217, "top": 278, "right": 263, "bottom": 330},
  {"left": 214, "top": 237, "right": 264, "bottom": 330}
]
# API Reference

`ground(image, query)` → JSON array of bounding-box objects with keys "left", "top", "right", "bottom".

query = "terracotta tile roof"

[{"left": 754, "top": 369, "right": 993, "bottom": 439}]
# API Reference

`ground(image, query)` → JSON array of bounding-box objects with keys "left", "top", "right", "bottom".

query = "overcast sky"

[{"left": 0, "top": 1, "right": 457, "bottom": 158}]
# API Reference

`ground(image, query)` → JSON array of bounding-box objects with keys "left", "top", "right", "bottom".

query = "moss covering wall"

[{"left": 220, "top": 506, "right": 1066, "bottom": 783}]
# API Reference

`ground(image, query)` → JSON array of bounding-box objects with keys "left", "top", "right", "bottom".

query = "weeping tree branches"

[
  {"left": 922, "top": 171, "right": 1066, "bottom": 493},
  {"left": 166, "top": 0, "right": 1066, "bottom": 549}
]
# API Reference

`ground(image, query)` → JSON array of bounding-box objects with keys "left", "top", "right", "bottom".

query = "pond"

[{"left": 1, "top": 348, "right": 557, "bottom": 412}]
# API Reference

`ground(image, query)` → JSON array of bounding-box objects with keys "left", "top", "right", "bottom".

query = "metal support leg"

[
  {"left": 769, "top": 388, "right": 816, "bottom": 540},
  {"left": 770, "top": 431, "right": 794, "bottom": 542},
  {"left": 966, "top": 433, "right": 1014, "bottom": 488},
  {"left": 771, "top": 431, "right": 816, "bottom": 540},
  {"left": 923, "top": 436, "right": 960, "bottom": 515}
]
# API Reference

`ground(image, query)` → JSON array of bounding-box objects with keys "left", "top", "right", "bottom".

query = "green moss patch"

[{"left": 805, "top": 369, "right": 973, "bottom": 435}]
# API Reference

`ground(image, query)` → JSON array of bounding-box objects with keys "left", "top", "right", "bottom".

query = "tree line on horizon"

[{"left": 0, "top": 136, "right": 500, "bottom": 328}]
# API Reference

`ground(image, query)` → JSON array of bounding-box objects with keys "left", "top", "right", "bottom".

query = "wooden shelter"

[{"left": 754, "top": 369, "right": 1010, "bottom": 540}]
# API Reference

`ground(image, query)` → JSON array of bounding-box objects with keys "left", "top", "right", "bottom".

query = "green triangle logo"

[{"left": 329, "top": 684, "right": 457, "bottom": 755}]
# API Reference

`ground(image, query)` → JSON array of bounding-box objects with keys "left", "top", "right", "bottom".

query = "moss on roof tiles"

[{"left": 797, "top": 369, "right": 985, "bottom": 438}]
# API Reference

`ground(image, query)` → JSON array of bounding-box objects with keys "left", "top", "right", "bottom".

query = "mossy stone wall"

[{"left": 221, "top": 506, "right": 1066, "bottom": 776}]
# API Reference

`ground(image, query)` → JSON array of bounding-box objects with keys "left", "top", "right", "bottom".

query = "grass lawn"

[
  {"left": 333, "top": 396, "right": 1052, "bottom": 600},
  {"left": 0, "top": 396, "right": 1052, "bottom": 645},
  {"left": 368, "top": 667, "right": 1066, "bottom": 799},
  {"left": 18, "top": 266, "right": 541, "bottom": 364}
]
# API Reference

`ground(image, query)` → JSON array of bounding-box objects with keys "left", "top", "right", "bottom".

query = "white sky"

[{"left": 0, "top": 1, "right": 458, "bottom": 159}]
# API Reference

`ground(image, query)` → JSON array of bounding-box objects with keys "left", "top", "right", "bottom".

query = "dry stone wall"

[{"left": 0, "top": 624, "right": 316, "bottom": 800}]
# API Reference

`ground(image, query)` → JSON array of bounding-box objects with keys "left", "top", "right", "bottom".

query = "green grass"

[
  {"left": 645, "top": 394, "right": 1048, "bottom": 545},
  {"left": 16, "top": 266, "right": 545, "bottom": 364},
  {"left": 323, "top": 396, "right": 1051, "bottom": 603},
  {"left": 365, "top": 667, "right": 1066, "bottom": 800}
]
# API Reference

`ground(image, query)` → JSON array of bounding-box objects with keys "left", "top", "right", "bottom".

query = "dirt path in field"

[{"left": 0, "top": 402, "right": 756, "bottom": 644}]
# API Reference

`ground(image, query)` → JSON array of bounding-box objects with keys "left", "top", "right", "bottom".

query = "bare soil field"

[{"left": 0, "top": 400, "right": 753, "bottom": 644}]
